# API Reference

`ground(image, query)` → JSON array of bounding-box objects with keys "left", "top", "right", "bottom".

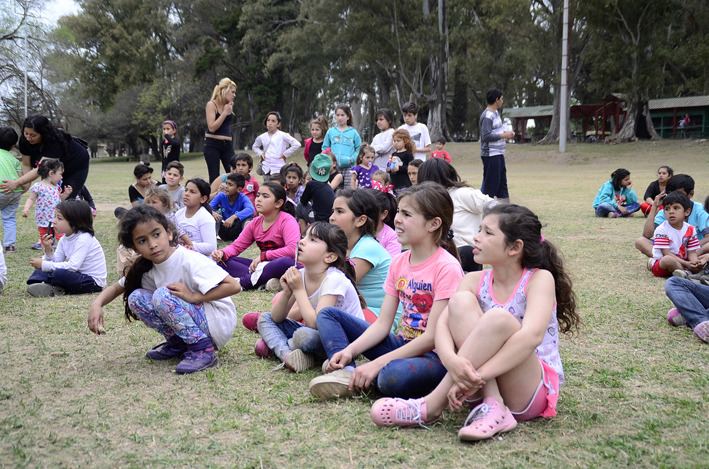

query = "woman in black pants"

[{"left": 204, "top": 78, "right": 237, "bottom": 184}]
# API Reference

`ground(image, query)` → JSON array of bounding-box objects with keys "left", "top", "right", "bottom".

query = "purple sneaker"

[
  {"left": 175, "top": 338, "right": 217, "bottom": 374},
  {"left": 667, "top": 308, "right": 687, "bottom": 327},
  {"left": 31, "top": 242, "right": 42, "bottom": 250},
  {"left": 693, "top": 321, "right": 709, "bottom": 343},
  {"left": 146, "top": 336, "right": 187, "bottom": 360}
]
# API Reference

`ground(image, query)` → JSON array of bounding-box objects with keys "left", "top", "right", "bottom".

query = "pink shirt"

[
  {"left": 384, "top": 247, "right": 464, "bottom": 340},
  {"left": 431, "top": 150, "right": 451, "bottom": 163},
  {"left": 221, "top": 211, "right": 299, "bottom": 262},
  {"left": 376, "top": 224, "right": 402, "bottom": 259}
]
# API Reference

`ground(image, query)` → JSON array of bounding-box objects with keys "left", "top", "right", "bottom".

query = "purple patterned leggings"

[{"left": 128, "top": 287, "right": 211, "bottom": 344}]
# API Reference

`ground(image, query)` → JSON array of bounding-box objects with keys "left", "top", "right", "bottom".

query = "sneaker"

[
  {"left": 254, "top": 339, "right": 273, "bottom": 358},
  {"left": 309, "top": 369, "right": 354, "bottom": 399},
  {"left": 687, "top": 271, "right": 706, "bottom": 284},
  {"left": 27, "top": 283, "right": 65, "bottom": 297},
  {"left": 458, "top": 397, "right": 517, "bottom": 441},
  {"left": 266, "top": 278, "right": 282, "bottom": 292},
  {"left": 31, "top": 242, "right": 42, "bottom": 250},
  {"left": 626, "top": 213, "right": 635, "bottom": 218},
  {"left": 646, "top": 258, "right": 654, "bottom": 271},
  {"left": 242, "top": 312, "right": 261, "bottom": 332},
  {"left": 667, "top": 308, "right": 687, "bottom": 327},
  {"left": 146, "top": 338, "right": 187, "bottom": 360},
  {"left": 4, "top": 245, "right": 15, "bottom": 253},
  {"left": 321, "top": 359, "right": 330, "bottom": 374},
  {"left": 693, "top": 321, "right": 709, "bottom": 343},
  {"left": 175, "top": 349, "right": 217, "bottom": 374},
  {"left": 606, "top": 212, "right": 618, "bottom": 218},
  {"left": 673, "top": 270, "right": 691, "bottom": 279},
  {"left": 371, "top": 397, "right": 438, "bottom": 428},
  {"left": 283, "top": 349, "right": 316, "bottom": 373}
]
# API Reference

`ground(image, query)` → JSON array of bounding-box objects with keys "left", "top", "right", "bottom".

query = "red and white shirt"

[{"left": 652, "top": 220, "right": 700, "bottom": 265}]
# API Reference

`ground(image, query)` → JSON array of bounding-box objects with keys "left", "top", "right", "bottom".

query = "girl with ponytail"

[{"left": 370, "top": 203, "right": 580, "bottom": 443}]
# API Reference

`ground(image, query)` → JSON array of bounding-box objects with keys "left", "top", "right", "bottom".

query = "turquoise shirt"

[{"left": 654, "top": 200, "right": 709, "bottom": 241}]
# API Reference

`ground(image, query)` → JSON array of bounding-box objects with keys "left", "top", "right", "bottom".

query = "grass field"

[{"left": 1, "top": 140, "right": 708, "bottom": 468}]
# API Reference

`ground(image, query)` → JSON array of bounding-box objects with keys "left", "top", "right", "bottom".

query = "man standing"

[{"left": 479, "top": 89, "right": 515, "bottom": 203}]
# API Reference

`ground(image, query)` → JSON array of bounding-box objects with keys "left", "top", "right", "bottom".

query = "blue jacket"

[
  {"left": 209, "top": 192, "right": 255, "bottom": 220},
  {"left": 323, "top": 126, "right": 361, "bottom": 169},
  {"left": 593, "top": 180, "right": 638, "bottom": 208}
]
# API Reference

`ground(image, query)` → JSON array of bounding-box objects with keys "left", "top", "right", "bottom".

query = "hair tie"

[
  {"left": 345, "top": 257, "right": 356, "bottom": 266},
  {"left": 540, "top": 235, "right": 545, "bottom": 244},
  {"left": 447, "top": 229, "right": 455, "bottom": 241}
]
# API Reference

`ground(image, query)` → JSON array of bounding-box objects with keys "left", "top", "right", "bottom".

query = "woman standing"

[{"left": 204, "top": 78, "right": 237, "bottom": 184}]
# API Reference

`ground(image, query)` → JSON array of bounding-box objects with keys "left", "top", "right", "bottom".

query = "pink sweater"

[{"left": 221, "top": 211, "right": 300, "bottom": 262}]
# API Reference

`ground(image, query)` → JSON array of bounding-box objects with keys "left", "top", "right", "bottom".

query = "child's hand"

[
  {"left": 446, "top": 355, "right": 484, "bottom": 392},
  {"left": 88, "top": 304, "right": 104, "bottom": 335},
  {"left": 349, "top": 361, "right": 382, "bottom": 391},
  {"left": 167, "top": 282, "right": 197, "bottom": 303},
  {"left": 447, "top": 382, "right": 475, "bottom": 411},
  {"left": 22, "top": 208, "right": 28, "bottom": 217},
  {"left": 63, "top": 185, "right": 73, "bottom": 197},
  {"left": 29, "top": 258, "right": 42, "bottom": 269},
  {"left": 283, "top": 266, "right": 303, "bottom": 292},
  {"left": 327, "top": 349, "right": 354, "bottom": 372},
  {"left": 618, "top": 205, "right": 628, "bottom": 215},
  {"left": 279, "top": 273, "right": 292, "bottom": 294},
  {"left": 212, "top": 211, "right": 222, "bottom": 222},
  {"left": 218, "top": 182, "right": 227, "bottom": 192},
  {"left": 211, "top": 250, "right": 224, "bottom": 263},
  {"left": 280, "top": 153, "right": 286, "bottom": 161},
  {"left": 249, "top": 257, "right": 260, "bottom": 273},
  {"left": 224, "top": 215, "right": 237, "bottom": 228}
]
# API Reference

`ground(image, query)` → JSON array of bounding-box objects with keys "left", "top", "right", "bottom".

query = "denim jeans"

[
  {"left": 665, "top": 277, "right": 709, "bottom": 328},
  {"left": 0, "top": 191, "right": 21, "bottom": 246},
  {"left": 257, "top": 311, "right": 325, "bottom": 361},
  {"left": 316, "top": 306, "right": 447, "bottom": 398},
  {"left": 595, "top": 202, "right": 641, "bottom": 217},
  {"left": 204, "top": 138, "right": 234, "bottom": 184},
  {"left": 27, "top": 268, "right": 103, "bottom": 294}
]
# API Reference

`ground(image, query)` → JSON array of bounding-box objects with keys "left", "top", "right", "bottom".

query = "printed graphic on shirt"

[
  {"left": 398, "top": 276, "right": 433, "bottom": 340},
  {"left": 613, "top": 191, "right": 626, "bottom": 207},
  {"left": 332, "top": 135, "right": 354, "bottom": 147}
]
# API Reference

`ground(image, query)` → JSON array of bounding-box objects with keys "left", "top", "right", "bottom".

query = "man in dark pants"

[{"left": 479, "top": 89, "right": 515, "bottom": 203}]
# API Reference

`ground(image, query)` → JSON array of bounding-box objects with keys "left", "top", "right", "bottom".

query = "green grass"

[{"left": 1, "top": 140, "right": 709, "bottom": 468}]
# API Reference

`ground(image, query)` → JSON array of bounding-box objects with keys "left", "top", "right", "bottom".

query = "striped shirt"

[
  {"left": 479, "top": 109, "right": 506, "bottom": 157},
  {"left": 652, "top": 221, "right": 700, "bottom": 264}
]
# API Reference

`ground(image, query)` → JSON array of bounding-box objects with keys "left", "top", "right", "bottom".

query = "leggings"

[
  {"left": 128, "top": 287, "right": 210, "bottom": 344},
  {"left": 204, "top": 138, "right": 234, "bottom": 184},
  {"left": 223, "top": 256, "right": 296, "bottom": 290}
]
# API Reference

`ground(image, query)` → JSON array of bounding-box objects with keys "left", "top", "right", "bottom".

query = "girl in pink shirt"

[
  {"left": 211, "top": 182, "right": 299, "bottom": 291},
  {"left": 371, "top": 189, "right": 402, "bottom": 258}
]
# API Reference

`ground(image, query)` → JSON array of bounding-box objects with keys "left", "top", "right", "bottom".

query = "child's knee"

[
  {"left": 449, "top": 291, "right": 480, "bottom": 321},
  {"left": 257, "top": 311, "right": 274, "bottom": 330},
  {"left": 292, "top": 327, "right": 320, "bottom": 350},
  {"left": 479, "top": 308, "right": 521, "bottom": 332}
]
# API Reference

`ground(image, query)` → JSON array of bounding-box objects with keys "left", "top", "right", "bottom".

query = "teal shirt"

[
  {"left": 323, "top": 126, "right": 362, "bottom": 169},
  {"left": 593, "top": 180, "right": 638, "bottom": 209},
  {"left": 0, "top": 149, "right": 22, "bottom": 193},
  {"left": 654, "top": 200, "right": 709, "bottom": 241}
]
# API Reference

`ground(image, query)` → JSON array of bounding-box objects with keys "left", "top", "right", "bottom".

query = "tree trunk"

[
  {"left": 289, "top": 87, "right": 299, "bottom": 135},
  {"left": 606, "top": 100, "right": 638, "bottom": 143},
  {"left": 644, "top": 103, "right": 661, "bottom": 140},
  {"left": 426, "top": 0, "right": 450, "bottom": 141},
  {"left": 351, "top": 95, "right": 363, "bottom": 134},
  {"left": 538, "top": 86, "right": 561, "bottom": 144}
]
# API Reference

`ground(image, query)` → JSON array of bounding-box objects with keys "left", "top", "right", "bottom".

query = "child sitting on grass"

[
  {"left": 162, "top": 161, "right": 185, "bottom": 210},
  {"left": 592, "top": 168, "right": 640, "bottom": 218},
  {"left": 649, "top": 191, "right": 702, "bottom": 278},
  {"left": 209, "top": 173, "right": 255, "bottom": 241}
]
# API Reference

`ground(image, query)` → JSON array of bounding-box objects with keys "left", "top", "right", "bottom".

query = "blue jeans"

[
  {"left": 665, "top": 277, "right": 709, "bottom": 328},
  {"left": 0, "top": 192, "right": 21, "bottom": 246},
  {"left": 27, "top": 268, "right": 103, "bottom": 294},
  {"left": 204, "top": 138, "right": 234, "bottom": 184},
  {"left": 316, "top": 307, "right": 447, "bottom": 398},
  {"left": 257, "top": 312, "right": 325, "bottom": 361},
  {"left": 595, "top": 202, "right": 641, "bottom": 217}
]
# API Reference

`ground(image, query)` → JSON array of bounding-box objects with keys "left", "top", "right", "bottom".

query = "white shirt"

[
  {"left": 449, "top": 187, "right": 496, "bottom": 248},
  {"left": 371, "top": 129, "right": 395, "bottom": 169},
  {"left": 42, "top": 231, "right": 107, "bottom": 287},
  {"left": 305, "top": 267, "right": 364, "bottom": 320},
  {"left": 0, "top": 249, "right": 6, "bottom": 288},
  {"left": 652, "top": 221, "right": 700, "bottom": 264},
  {"left": 398, "top": 123, "right": 431, "bottom": 160},
  {"left": 252, "top": 130, "right": 302, "bottom": 175},
  {"left": 175, "top": 206, "right": 217, "bottom": 255},
  {"left": 119, "top": 247, "right": 237, "bottom": 349}
]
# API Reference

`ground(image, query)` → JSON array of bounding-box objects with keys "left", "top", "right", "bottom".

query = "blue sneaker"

[{"left": 175, "top": 338, "right": 217, "bottom": 374}]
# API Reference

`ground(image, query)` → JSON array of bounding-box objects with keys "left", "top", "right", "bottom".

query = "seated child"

[
  {"left": 209, "top": 173, "right": 255, "bottom": 241},
  {"left": 665, "top": 277, "right": 709, "bottom": 343},
  {"left": 370, "top": 189, "right": 401, "bottom": 258},
  {"left": 371, "top": 170, "right": 394, "bottom": 194},
  {"left": 641, "top": 166, "right": 672, "bottom": 216},
  {"left": 649, "top": 191, "right": 701, "bottom": 278},
  {"left": 0, "top": 126, "right": 27, "bottom": 253},
  {"left": 593, "top": 168, "right": 641, "bottom": 218},
  {"left": 408, "top": 159, "right": 422, "bottom": 186},
  {"left": 175, "top": 178, "right": 217, "bottom": 255},
  {"left": 350, "top": 144, "right": 378, "bottom": 189},
  {"left": 27, "top": 200, "right": 107, "bottom": 297},
  {"left": 209, "top": 153, "right": 259, "bottom": 207},
  {"left": 298, "top": 153, "right": 336, "bottom": 229},
  {"left": 129, "top": 163, "right": 157, "bottom": 206},
  {"left": 281, "top": 162, "right": 305, "bottom": 205},
  {"left": 144, "top": 186, "right": 193, "bottom": 248},
  {"left": 430, "top": 137, "right": 451, "bottom": 162},
  {"left": 162, "top": 161, "right": 185, "bottom": 210}
]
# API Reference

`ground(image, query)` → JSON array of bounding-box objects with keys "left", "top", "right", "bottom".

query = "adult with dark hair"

[
  {"left": 0, "top": 115, "right": 90, "bottom": 200},
  {"left": 640, "top": 166, "right": 673, "bottom": 216},
  {"left": 417, "top": 158, "right": 496, "bottom": 272},
  {"left": 479, "top": 89, "right": 514, "bottom": 202}
]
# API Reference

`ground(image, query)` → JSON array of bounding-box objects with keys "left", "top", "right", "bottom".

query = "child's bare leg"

[
  {"left": 659, "top": 256, "right": 683, "bottom": 273},
  {"left": 635, "top": 237, "right": 653, "bottom": 257},
  {"left": 447, "top": 290, "right": 484, "bottom": 347}
]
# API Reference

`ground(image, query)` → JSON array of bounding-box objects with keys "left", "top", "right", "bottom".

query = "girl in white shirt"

[
  {"left": 174, "top": 178, "right": 217, "bottom": 255},
  {"left": 256, "top": 222, "right": 365, "bottom": 373},
  {"left": 88, "top": 205, "right": 241, "bottom": 374},
  {"left": 371, "top": 108, "right": 396, "bottom": 170},
  {"left": 27, "top": 199, "right": 107, "bottom": 297},
  {"left": 252, "top": 111, "right": 301, "bottom": 182}
]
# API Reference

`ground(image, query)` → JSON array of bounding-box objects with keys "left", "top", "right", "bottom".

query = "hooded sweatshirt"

[
  {"left": 323, "top": 126, "right": 361, "bottom": 169},
  {"left": 593, "top": 179, "right": 638, "bottom": 209}
]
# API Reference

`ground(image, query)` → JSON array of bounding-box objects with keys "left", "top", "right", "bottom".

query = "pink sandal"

[
  {"left": 458, "top": 397, "right": 517, "bottom": 441},
  {"left": 371, "top": 398, "right": 438, "bottom": 428}
]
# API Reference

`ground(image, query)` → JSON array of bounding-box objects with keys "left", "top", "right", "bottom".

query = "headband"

[{"left": 163, "top": 120, "right": 176, "bottom": 130}]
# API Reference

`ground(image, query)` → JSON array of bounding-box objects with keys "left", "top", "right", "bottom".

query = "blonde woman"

[{"left": 205, "top": 78, "right": 237, "bottom": 184}]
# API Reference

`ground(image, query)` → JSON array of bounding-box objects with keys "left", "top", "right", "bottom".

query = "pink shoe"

[
  {"left": 370, "top": 398, "right": 438, "bottom": 428},
  {"left": 458, "top": 397, "right": 517, "bottom": 441},
  {"left": 667, "top": 308, "right": 686, "bottom": 327},
  {"left": 254, "top": 339, "right": 272, "bottom": 358},
  {"left": 242, "top": 312, "right": 262, "bottom": 332},
  {"left": 693, "top": 321, "right": 709, "bottom": 343}
]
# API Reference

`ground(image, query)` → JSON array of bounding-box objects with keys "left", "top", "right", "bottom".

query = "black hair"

[
  {"left": 21, "top": 115, "right": 69, "bottom": 156},
  {"left": 56, "top": 199, "right": 94, "bottom": 236},
  {"left": 409, "top": 159, "right": 423, "bottom": 169},
  {"left": 37, "top": 159, "right": 64, "bottom": 179},
  {"left": 417, "top": 158, "right": 468, "bottom": 189},
  {"left": 226, "top": 173, "right": 246, "bottom": 189},
  {"left": 485, "top": 204, "right": 580, "bottom": 334},
  {"left": 369, "top": 189, "right": 397, "bottom": 229},
  {"left": 133, "top": 163, "right": 153, "bottom": 179},
  {"left": 335, "top": 188, "right": 380, "bottom": 239},
  {"left": 401, "top": 101, "right": 419, "bottom": 115},
  {"left": 486, "top": 88, "right": 503, "bottom": 105},
  {"left": 666, "top": 174, "right": 694, "bottom": 194},
  {"left": 118, "top": 205, "right": 172, "bottom": 321},
  {"left": 263, "top": 111, "right": 282, "bottom": 128},
  {"left": 374, "top": 109, "right": 394, "bottom": 130},
  {"left": 610, "top": 168, "right": 631, "bottom": 191},
  {"left": 305, "top": 222, "right": 366, "bottom": 309},
  {"left": 232, "top": 153, "right": 254, "bottom": 169},
  {"left": 664, "top": 191, "right": 692, "bottom": 212},
  {"left": 436, "top": 137, "right": 446, "bottom": 145},
  {"left": 185, "top": 178, "right": 213, "bottom": 213},
  {"left": 268, "top": 172, "right": 286, "bottom": 187},
  {"left": 165, "top": 160, "right": 184, "bottom": 177},
  {"left": 281, "top": 162, "right": 304, "bottom": 181},
  {"left": 261, "top": 181, "right": 296, "bottom": 218},
  {"left": 658, "top": 166, "right": 673, "bottom": 177},
  {"left": 0, "top": 127, "right": 18, "bottom": 151}
]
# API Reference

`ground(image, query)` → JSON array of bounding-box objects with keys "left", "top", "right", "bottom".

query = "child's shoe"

[
  {"left": 371, "top": 397, "right": 438, "bottom": 428},
  {"left": 672, "top": 270, "right": 691, "bottom": 279},
  {"left": 309, "top": 369, "right": 354, "bottom": 399},
  {"left": 27, "top": 283, "right": 65, "bottom": 297},
  {"left": 266, "top": 278, "right": 282, "bottom": 292},
  {"left": 4, "top": 245, "right": 15, "bottom": 253},
  {"left": 31, "top": 242, "right": 42, "bottom": 250},
  {"left": 146, "top": 336, "right": 187, "bottom": 360},
  {"left": 254, "top": 339, "right": 273, "bottom": 358},
  {"left": 283, "top": 349, "right": 316, "bottom": 373},
  {"left": 693, "top": 321, "right": 709, "bottom": 343},
  {"left": 646, "top": 258, "right": 654, "bottom": 271},
  {"left": 242, "top": 312, "right": 261, "bottom": 331},
  {"left": 667, "top": 308, "right": 687, "bottom": 327},
  {"left": 175, "top": 338, "right": 217, "bottom": 374},
  {"left": 606, "top": 212, "right": 618, "bottom": 218},
  {"left": 457, "top": 397, "right": 517, "bottom": 441}
]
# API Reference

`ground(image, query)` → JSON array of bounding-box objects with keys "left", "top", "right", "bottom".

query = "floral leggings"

[{"left": 128, "top": 287, "right": 211, "bottom": 344}]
